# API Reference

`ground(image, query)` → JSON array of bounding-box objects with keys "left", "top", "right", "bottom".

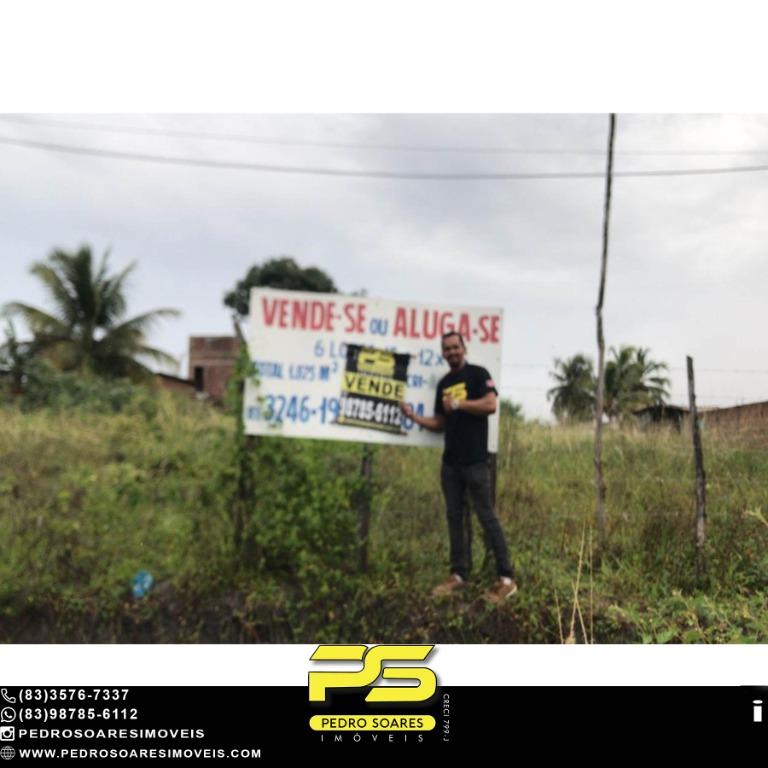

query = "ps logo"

[{"left": 308, "top": 644, "right": 437, "bottom": 703}]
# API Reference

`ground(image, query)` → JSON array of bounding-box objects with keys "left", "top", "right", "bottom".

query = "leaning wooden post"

[
  {"left": 357, "top": 443, "right": 374, "bottom": 572},
  {"left": 594, "top": 113, "right": 616, "bottom": 548},
  {"left": 687, "top": 355, "right": 707, "bottom": 580}
]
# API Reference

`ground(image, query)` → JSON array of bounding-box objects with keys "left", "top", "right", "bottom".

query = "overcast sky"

[{"left": 2, "top": 113, "right": 767, "bottom": 420}]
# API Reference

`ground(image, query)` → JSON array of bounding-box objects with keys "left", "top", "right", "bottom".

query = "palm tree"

[
  {"left": 4, "top": 246, "right": 180, "bottom": 381},
  {"left": 603, "top": 345, "right": 637, "bottom": 421},
  {"left": 634, "top": 347, "right": 670, "bottom": 406},
  {"left": 547, "top": 354, "right": 596, "bottom": 422},
  {"left": 604, "top": 345, "right": 670, "bottom": 421}
]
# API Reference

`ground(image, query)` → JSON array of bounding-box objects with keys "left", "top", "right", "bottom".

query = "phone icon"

[
  {"left": 0, "top": 709, "right": 14, "bottom": 724},
  {"left": 0, "top": 692, "right": 14, "bottom": 705}
]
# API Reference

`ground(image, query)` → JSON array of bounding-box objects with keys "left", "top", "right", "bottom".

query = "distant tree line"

[
  {"left": 2, "top": 246, "right": 664, "bottom": 428},
  {"left": 1, "top": 250, "right": 342, "bottom": 394},
  {"left": 547, "top": 346, "right": 670, "bottom": 423}
]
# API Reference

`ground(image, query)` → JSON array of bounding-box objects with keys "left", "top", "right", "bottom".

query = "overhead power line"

[
  {"left": 6, "top": 135, "right": 768, "bottom": 181},
  {"left": 504, "top": 364, "right": 768, "bottom": 375},
  {"left": 3, "top": 115, "right": 768, "bottom": 157},
  {"left": 669, "top": 366, "right": 768, "bottom": 374}
]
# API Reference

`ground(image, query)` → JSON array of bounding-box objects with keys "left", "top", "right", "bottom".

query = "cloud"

[{"left": 2, "top": 113, "right": 767, "bottom": 418}]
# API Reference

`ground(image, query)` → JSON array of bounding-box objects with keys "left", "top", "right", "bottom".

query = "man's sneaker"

[
  {"left": 484, "top": 578, "right": 518, "bottom": 604},
  {"left": 431, "top": 574, "right": 465, "bottom": 597}
]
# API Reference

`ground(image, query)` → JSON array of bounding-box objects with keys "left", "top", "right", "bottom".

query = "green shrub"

[{"left": 15, "top": 361, "right": 141, "bottom": 413}]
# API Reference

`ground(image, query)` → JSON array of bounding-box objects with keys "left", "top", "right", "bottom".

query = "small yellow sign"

[{"left": 357, "top": 348, "right": 396, "bottom": 377}]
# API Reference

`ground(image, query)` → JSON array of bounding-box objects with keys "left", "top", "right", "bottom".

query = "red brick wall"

[
  {"left": 684, "top": 401, "right": 768, "bottom": 444},
  {"left": 188, "top": 336, "right": 241, "bottom": 402}
]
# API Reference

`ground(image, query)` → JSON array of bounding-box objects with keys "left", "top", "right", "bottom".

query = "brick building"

[
  {"left": 688, "top": 400, "right": 768, "bottom": 443},
  {"left": 188, "top": 336, "right": 241, "bottom": 402},
  {"left": 633, "top": 404, "right": 689, "bottom": 431}
]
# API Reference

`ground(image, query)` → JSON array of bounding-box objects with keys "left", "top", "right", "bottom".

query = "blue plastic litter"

[{"left": 131, "top": 570, "right": 154, "bottom": 599}]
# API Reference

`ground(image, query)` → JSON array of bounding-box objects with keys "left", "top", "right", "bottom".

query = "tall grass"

[{"left": 1, "top": 391, "right": 767, "bottom": 643}]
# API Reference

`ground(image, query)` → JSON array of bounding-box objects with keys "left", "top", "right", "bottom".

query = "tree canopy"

[
  {"left": 604, "top": 345, "right": 670, "bottom": 420},
  {"left": 224, "top": 256, "right": 337, "bottom": 317},
  {"left": 547, "top": 354, "right": 596, "bottom": 422},
  {"left": 3, "top": 245, "right": 179, "bottom": 382},
  {"left": 548, "top": 346, "right": 670, "bottom": 422}
]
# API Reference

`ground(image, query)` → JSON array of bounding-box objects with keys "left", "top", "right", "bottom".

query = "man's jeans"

[{"left": 440, "top": 461, "right": 514, "bottom": 581}]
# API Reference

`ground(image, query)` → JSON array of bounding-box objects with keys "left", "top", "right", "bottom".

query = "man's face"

[{"left": 441, "top": 334, "right": 466, "bottom": 370}]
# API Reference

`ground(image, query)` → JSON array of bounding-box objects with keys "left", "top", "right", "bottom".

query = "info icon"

[{"left": 0, "top": 746, "right": 14, "bottom": 760}]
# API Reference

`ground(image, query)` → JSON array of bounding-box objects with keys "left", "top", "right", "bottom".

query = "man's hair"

[{"left": 441, "top": 331, "right": 465, "bottom": 349}]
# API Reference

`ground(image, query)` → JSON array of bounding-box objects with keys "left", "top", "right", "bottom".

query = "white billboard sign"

[{"left": 244, "top": 288, "right": 503, "bottom": 450}]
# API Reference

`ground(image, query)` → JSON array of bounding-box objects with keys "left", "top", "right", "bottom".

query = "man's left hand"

[{"left": 443, "top": 395, "right": 459, "bottom": 412}]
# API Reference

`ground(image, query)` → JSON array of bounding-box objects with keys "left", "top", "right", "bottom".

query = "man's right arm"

[{"left": 400, "top": 402, "right": 446, "bottom": 433}]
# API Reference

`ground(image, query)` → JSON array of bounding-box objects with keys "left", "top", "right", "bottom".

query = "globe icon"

[{"left": 0, "top": 745, "right": 14, "bottom": 760}]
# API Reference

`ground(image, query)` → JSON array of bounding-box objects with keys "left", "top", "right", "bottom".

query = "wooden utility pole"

[
  {"left": 687, "top": 356, "right": 707, "bottom": 579},
  {"left": 594, "top": 113, "right": 616, "bottom": 547}
]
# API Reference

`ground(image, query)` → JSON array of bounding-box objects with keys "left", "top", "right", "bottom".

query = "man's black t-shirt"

[{"left": 434, "top": 363, "right": 498, "bottom": 466}]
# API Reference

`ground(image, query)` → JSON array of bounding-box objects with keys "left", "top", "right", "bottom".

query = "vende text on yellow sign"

[{"left": 341, "top": 371, "right": 406, "bottom": 401}]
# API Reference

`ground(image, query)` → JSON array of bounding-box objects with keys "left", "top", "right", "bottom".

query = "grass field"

[{"left": 2, "top": 389, "right": 767, "bottom": 643}]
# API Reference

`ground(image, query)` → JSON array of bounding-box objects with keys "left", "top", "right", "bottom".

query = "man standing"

[{"left": 400, "top": 331, "right": 517, "bottom": 603}]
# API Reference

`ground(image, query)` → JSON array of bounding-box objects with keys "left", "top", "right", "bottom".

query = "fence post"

[
  {"left": 594, "top": 113, "right": 616, "bottom": 550},
  {"left": 687, "top": 355, "right": 707, "bottom": 580},
  {"left": 357, "top": 443, "right": 374, "bottom": 572}
]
